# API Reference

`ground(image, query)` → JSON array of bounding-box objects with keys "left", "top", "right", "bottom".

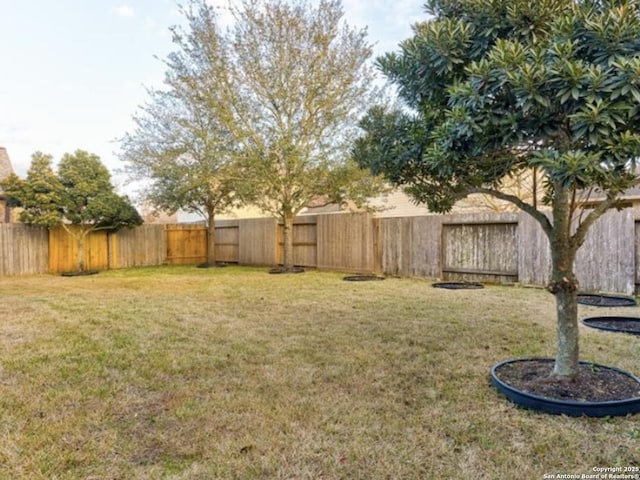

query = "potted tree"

[{"left": 354, "top": 0, "right": 640, "bottom": 415}]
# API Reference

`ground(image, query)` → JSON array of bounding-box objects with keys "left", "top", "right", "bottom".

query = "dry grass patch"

[{"left": 0, "top": 266, "right": 638, "bottom": 479}]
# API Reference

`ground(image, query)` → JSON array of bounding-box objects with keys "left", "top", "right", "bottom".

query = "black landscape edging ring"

[
  {"left": 268, "top": 267, "right": 305, "bottom": 274},
  {"left": 490, "top": 358, "right": 640, "bottom": 417},
  {"left": 577, "top": 293, "right": 637, "bottom": 307},
  {"left": 61, "top": 270, "right": 99, "bottom": 277},
  {"left": 432, "top": 281, "right": 484, "bottom": 290},
  {"left": 581, "top": 316, "right": 640, "bottom": 336},
  {"left": 343, "top": 275, "right": 385, "bottom": 282}
]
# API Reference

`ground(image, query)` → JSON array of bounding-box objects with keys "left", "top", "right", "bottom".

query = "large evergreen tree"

[{"left": 354, "top": 0, "right": 640, "bottom": 377}]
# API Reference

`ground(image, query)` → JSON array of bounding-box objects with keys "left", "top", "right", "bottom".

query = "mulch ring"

[
  {"left": 432, "top": 281, "right": 484, "bottom": 290},
  {"left": 582, "top": 316, "right": 640, "bottom": 336},
  {"left": 343, "top": 275, "right": 385, "bottom": 282},
  {"left": 197, "top": 262, "right": 229, "bottom": 268},
  {"left": 268, "top": 267, "right": 305, "bottom": 274},
  {"left": 577, "top": 293, "right": 637, "bottom": 307},
  {"left": 61, "top": 270, "right": 99, "bottom": 277},
  {"left": 494, "top": 359, "right": 640, "bottom": 402}
]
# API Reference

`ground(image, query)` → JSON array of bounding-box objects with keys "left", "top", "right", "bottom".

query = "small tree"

[
  {"left": 1, "top": 150, "right": 142, "bottom": 272},
  {"left": 2, "top": 152, "right": 63, "bottom": 228},
  {"left": 120, "top": 4, "right": 248, "bottom": 266},
  {"left": 181, "top": 0, "right": 383, "bottom": 271},
  {"left": 354, "top": 0, "right": 640, "bottom": 377}
]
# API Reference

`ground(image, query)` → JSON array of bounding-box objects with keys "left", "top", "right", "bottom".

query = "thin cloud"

[{"left": 112, "top": 5, "right": 135, "bottom": 18}]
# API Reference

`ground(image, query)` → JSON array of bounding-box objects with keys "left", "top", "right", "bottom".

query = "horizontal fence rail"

[{"left": 0, "top": 207, "right": 637, "bottom": 294}]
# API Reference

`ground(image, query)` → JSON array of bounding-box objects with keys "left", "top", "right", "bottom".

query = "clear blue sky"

[{"left": 0, "top": 1, "right": 425, "bottom": 191}]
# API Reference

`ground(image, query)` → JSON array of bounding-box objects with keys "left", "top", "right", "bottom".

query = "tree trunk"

[
  {"left": 548, "top": 184, "right": 580, "bottom": 378},
  {"left": 282, "top": 213, "right": 294, "bottom": 271},
  {"left": 553, "top": 280, "right": 579, "bottom": 377},
  {"left": 207, "top": 207, "right": 216, "bottom": 266},
  {"left": 77, "top": 233, "right": 86, "bottom": 272}
]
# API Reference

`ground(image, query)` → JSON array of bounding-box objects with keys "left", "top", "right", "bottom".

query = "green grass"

[{"left": 0, "top": 266, "right": 638, "bottom": 479}]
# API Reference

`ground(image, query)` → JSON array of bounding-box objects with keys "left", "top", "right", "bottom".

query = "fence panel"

[
  {"left": 441, "top": 214, "right": 518, "bottom": 283},
  {"left": 635, "top": 220, "right": 640, "bottom": 293},
  {"left": 276, "top": 216, "right": 317, "bottom": 267},
  {"left": 48, "top": 226, "right": 109, "bottom": 273},
  {"left": 575, "top": 208, "right": 635, "bottom": 294},
  {"left": 238, "top": 218, "right": 277, "bottom": 266},
  {"left": 113, "top": 224, "right": 167, "bottom": 268},
  {"left": 165, "top": 225, "right": 207, "bottom": 265},
  {"left": 517, "top": 211, "right": 552, "bottom": 288},
  {"left": 215, "top": 220, "right": 239, "bottom": 263},
  {"left": 518, "top": 209, "right": 635, "bottom": 294},
  {"left": 0, "top": 224, "right": 48, "bottom": 275},
  {"left": 317, "top": 213, "right": 374, "bottom": 273},
  {"left": 378, "top": 215, "right": 442, "bottom": 277}
]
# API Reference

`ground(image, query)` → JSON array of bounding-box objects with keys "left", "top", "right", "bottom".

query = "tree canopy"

[
  {"left": 121, "top": 0, "right": 383, "bottom": 269},
  {"left": 166, "top": 0, "right": 384, "bottom": 270},
  {"left": 354, "top": 0, "right": 640, "bottom": 377},
  {"left": 1, "top": 150, "right": 142, "bottom": 272},
  {"left": 120, "top": 2, "right": 252, "bottom": 265}
]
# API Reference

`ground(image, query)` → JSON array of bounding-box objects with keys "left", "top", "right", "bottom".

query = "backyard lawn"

[{"left": 0, "top": 266, "right": 638, "bottom": 479}]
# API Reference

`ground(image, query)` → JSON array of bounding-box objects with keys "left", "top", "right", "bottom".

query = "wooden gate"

[{"left": 441, "top": 220, "right": 518, "bottom": 283}]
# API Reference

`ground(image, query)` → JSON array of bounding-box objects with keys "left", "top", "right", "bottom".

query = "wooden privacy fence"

[
  {"left": 0, "top": 224, "right": 48, "bottom": 275},
  {"left": 1, "top": 208, "right": 638, "bottom": 294},
  {"left": 441, "top": 216, "right": 519, "bottom": 284}
]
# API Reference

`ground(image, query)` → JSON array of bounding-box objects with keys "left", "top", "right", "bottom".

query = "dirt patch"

[{"left": 494, "top": 359, "right": 640, "bottom": 402}]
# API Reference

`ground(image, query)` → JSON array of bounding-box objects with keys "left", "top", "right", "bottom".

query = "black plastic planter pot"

[
  {"left": 490, "top": 358, "right": 640, "bottom": 417},
  {"left": 582, "top": 317, "right": 640, "bottom": 336},
  {"left": 577, "top": 293, "right": 637, "bottom": 307},
  {"left": 432, "top": 281, "right": 484, "bottom": 290}
]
